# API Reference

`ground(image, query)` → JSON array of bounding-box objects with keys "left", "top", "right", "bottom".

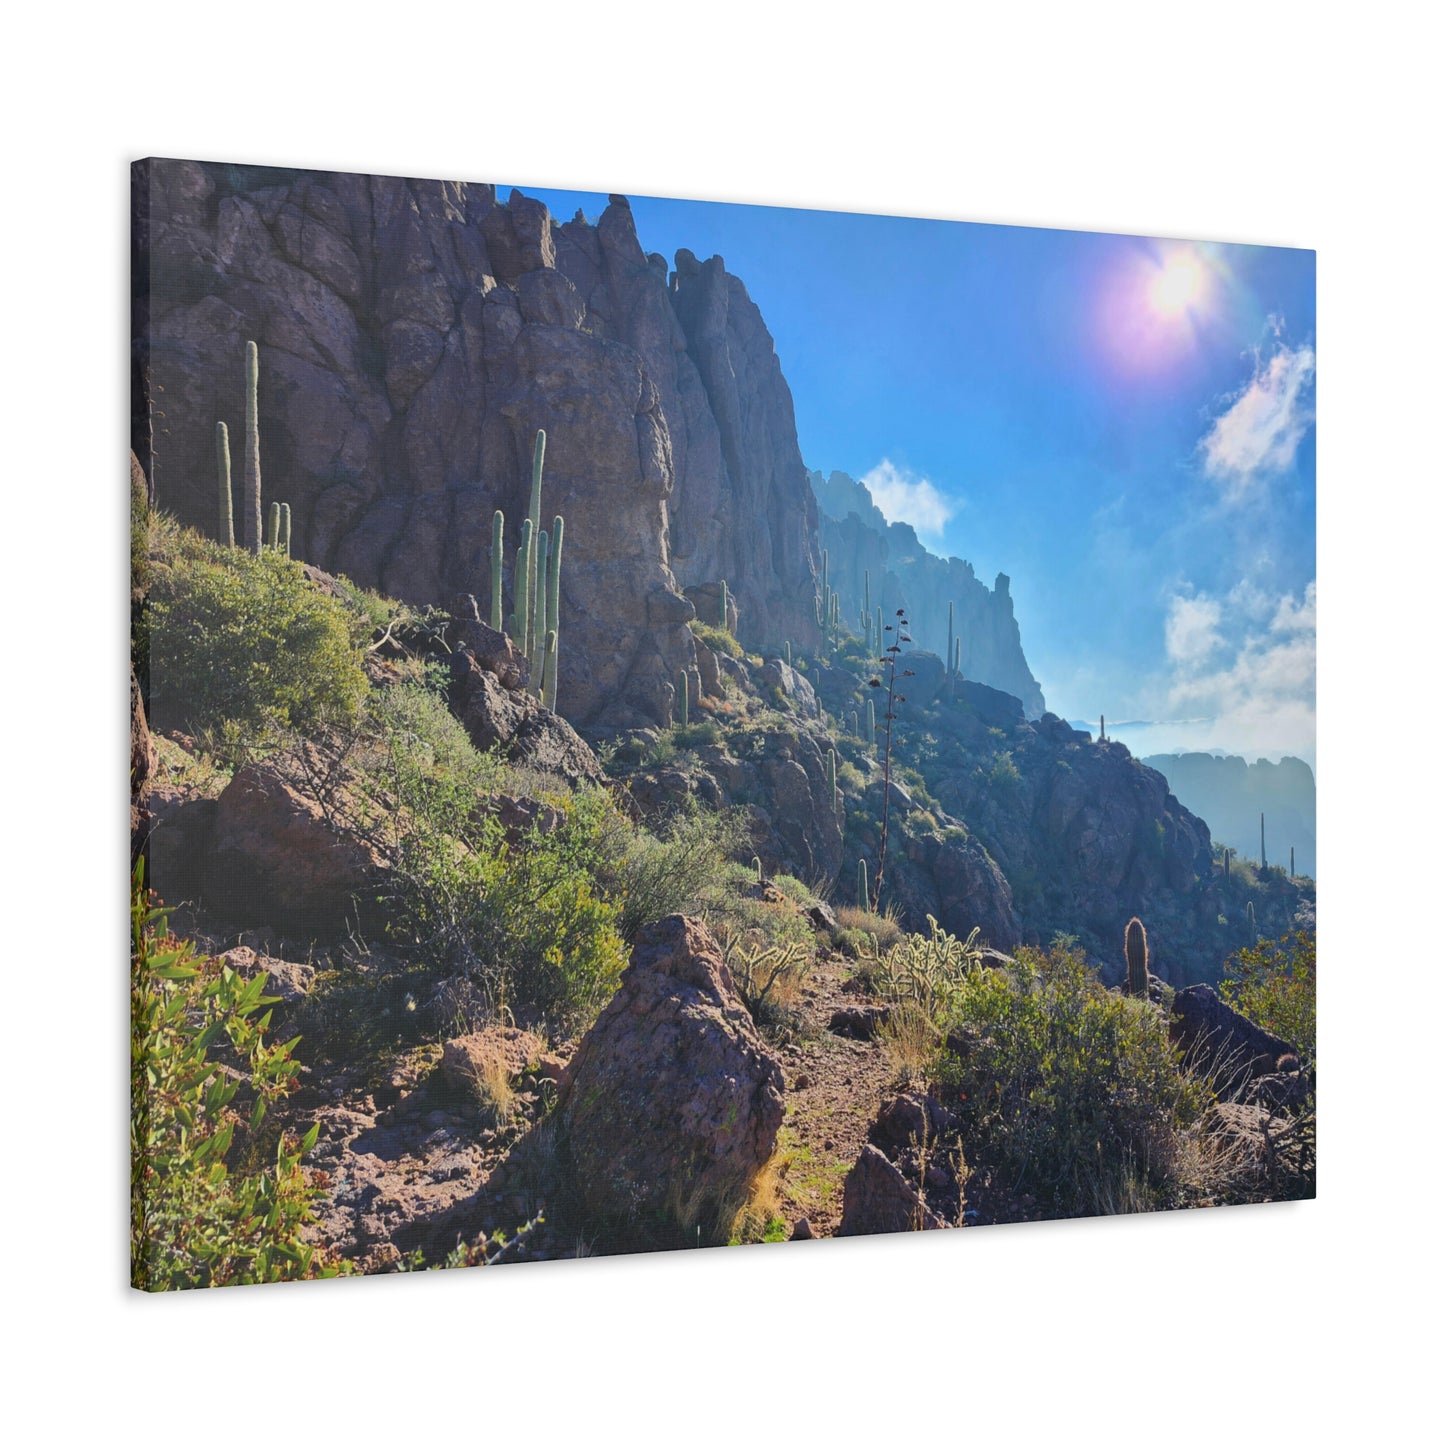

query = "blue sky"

[{"left": 522, "top": 183, "right": 1317, "bottom": 766}]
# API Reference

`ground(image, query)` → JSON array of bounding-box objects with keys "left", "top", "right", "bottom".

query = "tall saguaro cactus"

[
  {"left": 531, "top": 529, "right": 550, "bottom": 686},
  {"left": 490, "top": 510, "right": 505, "bottom": 632},
  {"left": 243, "top": 341, "right": 263, "bottom": 554},
  {"left": 1124, "top": 917, "right": 1149, "bottom": 999},
  {"left": 867, "top": 697, "right": 876, "bottom": 751},
  {"left": 1260, "top": 812, "right": 1267, "bottom": 870},
  {"left": 279, "top": 503, "right": 291, "bottom": 557},
  {"left": 720, "top": 579, "right": 729, "bottom": 631},
  {"left": 215, "top": 421, "right": 234, "bottom": 547},
  {"left": 513, "top": 521, "right": 533, "bottom": 650},
  {"left": 525, "top": 430, "right": 546, "bottom": 659},
  {"left": 267, "top": 502, "right": 280, "bottom": 550},
  {"left": 858, "top": 859, "right": 870, "bottom": 913}
]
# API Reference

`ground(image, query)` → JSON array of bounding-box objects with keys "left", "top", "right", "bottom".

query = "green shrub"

[
  {"left": 606, "top": 804, "right": 749, "bottom": 942},
  {"left": 147, "top": 520, "right": 366, "bottom": 754},
  {"left": 689, "top": 618, "right": 743, "bottom": 659},
  {"left": 131, "top": 863, "right": 341, "bottom": 1289},
  {"left": 1221, "top": 929, "right": 1316, "bottom": 1069},
  {"left": 939, "top": 941, "right": 1208, "bottom": 1215}
]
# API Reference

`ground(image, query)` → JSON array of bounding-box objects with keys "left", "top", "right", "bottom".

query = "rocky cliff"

[
  {"left": 1142, "top": 752, "right": 1317, "bottom": 879},
  {"left": 811, "top": 469, "right": 1045, "bottom": 716},
  {"left": 134, "top": 159, "right": 824, "bottom": 729}
]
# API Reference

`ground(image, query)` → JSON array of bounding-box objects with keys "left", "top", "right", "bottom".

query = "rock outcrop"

[
  {"left": 1169, "top": 985, "right": 1300, "bottom": 1088},
  {"left": 545, "top": 914, "right": 785, "bottom": 1244},
  {"left": 812, "top": 468, "right": 1046, "bottom": 716},
  {"left": 837, "top": 1143, "right": 944, "bottom": 1235},
  {"left": 207, "top": 763, "right": 388, "bottom": 934},
  {"left": 134, "top": 160, "right": 826, "bottom": 730}
]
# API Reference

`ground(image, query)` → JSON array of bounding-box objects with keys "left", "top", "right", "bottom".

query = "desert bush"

[
  {"left": 146, "top": 518, "right": 366, "bottom": 757},
  {"left": 938, "top": 941, "right": 1209, "bottom": 1215},
  {"left": 131, "top": 863, "right": 340, "bottom": 1289},
  {"left": 832, "top": 904, "right": 903, "bottom": 953},
  {"left": 1221, "top": 928, "right": 1316, "bottom": 1069},
  {"left": 606, "top": 803, "right": 749, "bottom": 942},
  {"left": 688, "top": 618, "right": 743, "bottom": 659}
]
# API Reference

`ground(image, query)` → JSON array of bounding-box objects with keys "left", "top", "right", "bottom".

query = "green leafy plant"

[
  {"left": 131, "top": 862, "right": 341, "bottom": 1289},
  {"left": 146, "top": 520, "right": 367, "bottom": 756},
  {"left": 1221, "top": 929, "right": 1316, "bottom": 1069}
]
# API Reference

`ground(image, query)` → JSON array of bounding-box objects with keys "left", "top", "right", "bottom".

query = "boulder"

[
  {"left": 439, "top": 1027, "right": 546, "bottom": 1096},
  {"left": 548, "top": 915, "right": 785, "bottom": 1242},
  {"left": 1169, "top": 985, "right": 1299, "bottom": 1090},
  {"left": 208, "top": 764, "right": 387, "bottom": 933},
  {"left": 756, "top": 658, "right": 819, "bottom": 717},
  {"left": 829, "top": 1005, "right": 891, "bottom": 1040},
  {"left": 875, "top": 1092, "right": 957, "bottom": 1147},
  {"left": 837, "top": 1144, "right": 944, "bottom": 1236},
  {"left": 452, "top": 660, "right": 603, "bottom": 787}
]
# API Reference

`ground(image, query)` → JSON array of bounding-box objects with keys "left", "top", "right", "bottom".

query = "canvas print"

[{"left": 130, "top": 158, "right": 1316, "bottom": 1289}]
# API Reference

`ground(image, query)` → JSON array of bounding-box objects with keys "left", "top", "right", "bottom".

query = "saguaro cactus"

[
  {"left": 267, "top": 502, "right": 280, "bottom": 550},
  {"left": 1100, "top": 714, "right": 1106, "bottom": 743},
  {"left": 243, "top": 340, "right": 263, "bottom": 554},
  {"left": 953, "top": 637, "right": 961, "bottom": 677},
  {"left": 720, "top": 579, "right": 729, "bottom": 631},
  {"left": 215, "top": 421, "right": 234, "bottom": 548},
  {"left": 1290, "top": 846, "right": 1295, "bottom": 878},
  {"left": 867, "top": 697, "right": 876, "bottom": 750},
  {"left": 1246, "top": 900, "right": 1257, "bottom": 943},
  {"left": 542, "top": 630, "right": 559, "bottom": 712},
  {"left": 547, "top": 515, "right": 564, "bottom": 640},
  {"left": 828, "top": 748, "right": 839, "bottom": 823},
  {"left": 531, "top": 530, "right": 550, "bottom": 690},
  {"left": 784, "top": 640, "right": 791, "bottom": 668},
  {"left": 947, "top": 601, "right": 954, "bottom": 678},
  {"left": 526, "top": 430, "right": 546, "bottom": 657},
  {"left": 512, "top": 520, "right": 533, "bottom": 649},
  {"left": 279, "top": 502, "right": 291, "bottom": 558},
  {"left": 858, "top": 858, "right": 870, "bottom": 913},
  {"left": 490, "top": 509, "right": 505, "bottom": 631},
  {"left": 1124, "top": 917, "right": 1149, "bottom": 999},
  {"left": 753, "top": 856, "right": 764, "bottom": 886},
  {"left": 1260, "top": 813, "right": 1267, "bottom": 870}
]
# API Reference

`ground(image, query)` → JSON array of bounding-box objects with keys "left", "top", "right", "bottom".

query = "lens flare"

[{"left": 1149, "top": 254, "right": 1204, "bottom": 315}]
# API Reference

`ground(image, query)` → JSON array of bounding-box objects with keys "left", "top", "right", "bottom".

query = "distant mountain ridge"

[
  {"left": 810, "top": 469, "right": 1046, "bottom": 716},
  {"left": 1143, "top": 752, "right": 1316, "bottom": 879}
]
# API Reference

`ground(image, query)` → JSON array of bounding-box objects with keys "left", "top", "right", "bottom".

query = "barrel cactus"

[{"left": 1124, "top": 917, "right": 1149, "bottom": 999}]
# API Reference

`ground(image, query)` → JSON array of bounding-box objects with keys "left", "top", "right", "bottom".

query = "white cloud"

[
  {"left": 1200, "top": 340, "right": 1315, "bottom": 501},
  {"left": 1156, "top": 581, "right": 1316, "bottom": 763},
  {"left": 859, "top": 458, "right": 956, "bottom": 539},
  {"left": 1165, "top": 594, "right": 1225, "bottom": 669}
]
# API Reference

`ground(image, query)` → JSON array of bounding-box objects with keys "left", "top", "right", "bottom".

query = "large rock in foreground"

[
  {"left": 549, "top": 914, "right": 785, "bottom": 1244},
  {"left": 838, "top": 1144, "right": 944, "bottom": 1236},
  {"left": 208, "top": 764, "right": 387, "bottom": 933},
  {"left": 1169, "top": 985, "right": 1299, "bottom": 1090}
]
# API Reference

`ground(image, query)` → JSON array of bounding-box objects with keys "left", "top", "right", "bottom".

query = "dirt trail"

[{"left": 771, "top": 950, "right": 899, "bottom": 1236}]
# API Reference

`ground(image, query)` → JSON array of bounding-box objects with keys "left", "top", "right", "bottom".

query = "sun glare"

[{"left": 1149, "top": 254, "right": 1204, "bottom": 316}]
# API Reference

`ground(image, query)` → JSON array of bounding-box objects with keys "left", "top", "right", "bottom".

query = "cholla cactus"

[
  {"left": 1124, "top": 917, "right": 1149, "bottom": 999},
  {"left": 215, "top": 421, "right": 234, "bottom": 547}
]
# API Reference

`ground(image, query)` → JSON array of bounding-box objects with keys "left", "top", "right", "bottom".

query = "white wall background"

[{"left": 4, "top": 3, "right": 1433, "bottom": 1437}]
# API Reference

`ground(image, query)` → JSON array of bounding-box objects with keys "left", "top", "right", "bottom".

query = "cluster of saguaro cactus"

[
  {"left": 491, "top": 431, "right": 566, "bottom": 710},
  {"left": 215, "top": 343, "right": 295, "bottom": 558},
  {"left": 1124, "top": 917, "right": 1150, "bottom": 998}
]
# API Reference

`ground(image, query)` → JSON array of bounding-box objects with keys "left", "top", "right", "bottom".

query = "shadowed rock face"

[{"left": 134, "top": 160, "right": 825, "bottom": 728}]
